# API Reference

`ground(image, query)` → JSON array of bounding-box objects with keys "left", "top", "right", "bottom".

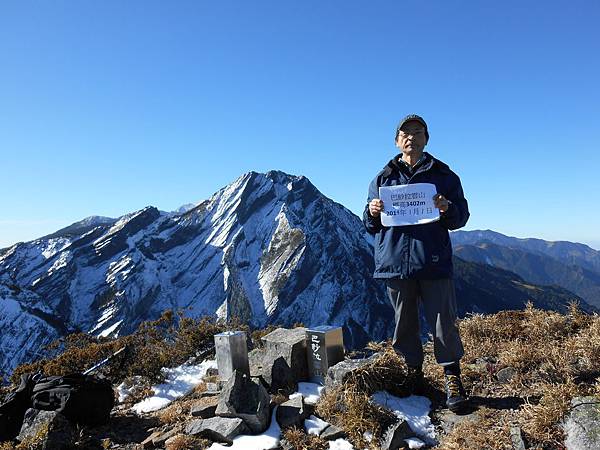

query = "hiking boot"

[
  {"left": 405, "top": 366, "right": 426, "bottom": 395},
  {"left": 445, "top": 374, "right": 468, "bottom": 412}
]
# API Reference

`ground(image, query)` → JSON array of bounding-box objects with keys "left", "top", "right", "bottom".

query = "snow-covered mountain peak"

[
  {"left": 0, "top": 171, "right": 391, "bottom": 378},
  {"left": 77, "top": 216, "right": 116, "bottom": 227}
]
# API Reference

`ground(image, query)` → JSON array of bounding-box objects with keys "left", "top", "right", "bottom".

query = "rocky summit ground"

[{"left": 1, "top": 303, "right": 600, "bottom": 450}]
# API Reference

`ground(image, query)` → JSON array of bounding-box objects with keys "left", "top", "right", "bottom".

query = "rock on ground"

[
  {"left": 276, "top": 395, "right": 309, "bottom": 429},
  {"left": 191, "top": 396, "right": 219, "bottom": 419},
  {"left": 325, "top": 355, "right": 379, "bottom": 390},
  {"left": 185, "top": 417, "right": 249, "bottom": 445},
  {"left": 215, "top": 370, "right": 271, "bottom": 433},
  {"left": 381, "top": 419, "right": 414, "bottom": 450},
  {"left": 261, "top": 327, "right": 309, "bottom": 393},
  {"left": 17, "top": 409, "right": 76, "bottom": 449},
  {"left": 564, "top": 396, "right": 600, "bottom": 450}
]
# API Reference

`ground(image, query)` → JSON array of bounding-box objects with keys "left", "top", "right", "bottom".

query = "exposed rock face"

[
  {"left": 17, "top": 409, "right": 76, "bottom": 449},
  {"left": 325, "top": 355, "right": 379, "bottom": 390},
  {"left": 261, "top": 327, "right": 309, "bottom": 393},
  {"left": 215, "top": 370, "right": 271, "bottom": 433},
  {"left": 190, "top": 396, "right": 219, "bottom": 419},
  {"left": 185, "top": 416, "right": 248, "bottom": 445},
  {"left": 564, "top": 396, "right": 600, "bottom": 450},
  {"left": 320, "top": 424, "right": 346, "bottom": 441},
  {"left": 381, "top": 419, "right": 413, "bottom": 450},
  {"left": 275, "top": 396, "right": 309, "bottom": 429},
  {"left": 0, "top": 171, "right": 391, "bottom": 375}
]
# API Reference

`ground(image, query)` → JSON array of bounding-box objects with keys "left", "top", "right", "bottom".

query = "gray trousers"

[{"left": 386, "top": 277, "right": 464, "bottom": 368}]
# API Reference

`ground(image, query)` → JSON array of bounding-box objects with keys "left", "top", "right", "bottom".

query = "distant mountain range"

[
  {"left": 0, "top": 174, "right": 595, "bottom": 378},
  {"left": 452, "top": 230, "right": 600, "bottom": 309},
  {"left": 452, "top": 229, "right": 600, "bottom": 275}
]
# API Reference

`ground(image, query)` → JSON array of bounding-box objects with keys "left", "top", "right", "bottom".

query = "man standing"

[{"left": 363, "top": 114, "right": 470, "bottom": 412}]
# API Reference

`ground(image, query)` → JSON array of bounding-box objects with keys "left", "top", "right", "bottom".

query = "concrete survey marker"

[
  {"left": 215, "top": 331, "right": 250, "bottom": 381},
  {"left": 306, "top": 326, "right": 344, "bottom": 384}
]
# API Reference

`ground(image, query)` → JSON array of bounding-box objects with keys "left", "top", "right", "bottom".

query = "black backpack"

[
  {"left": 31, "top": 373, "right": 114, "bottom": 425},
  {"left": 0, "top": 373, "right": 114, "bottom": 442},
  {"left": 0, "top": 374, "right": 35, "bottom": 442}
]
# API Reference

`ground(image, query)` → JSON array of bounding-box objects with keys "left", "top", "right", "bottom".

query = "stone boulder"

[
  {"left": 191, "top": 396, "right": 219, "bottom": 419},
  {"left": 185, "top": 417, "right": 248, "bottom": 445},
  {"left": 248, "top": 348, "right": 264, "bottom": 378},
  {"left": 261, "top": 327, "right": 309, "bottom": 393},
  {"left": 215, "top": 370, "right": 271, "bottom": 433},
  {"left": 380, "top": 419, "right": 413, "bottom": 450},
  {"left": 275, "top": 395, "right": 310, "bottom": 429},
  {"left": 510, "top": 426, "right": 526, "bottom": 450},
  {"left": 141, "top": 425, "right": 181, "bottom": 448},
  {"left": 17, "top": 409, "right": 77, "bottom": 449},
  {"left": 320, "top": 424, "right": 346, "bottom": 441},
  {"left": 564, "top": 396, "right": 600, "bottom": 450},
  {"left": 325, "top": 354, "right": 379, "bottom": 390},
  {"left": 200, "top": 382, "right": 221, "bottom": 397},
  {"left": 496, "top": 367, "right": 517, "bottom": 383}
]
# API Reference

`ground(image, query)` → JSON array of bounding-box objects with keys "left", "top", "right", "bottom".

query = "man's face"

[{"left": 396, "top": 120, "right": 428, "bottom": 155}]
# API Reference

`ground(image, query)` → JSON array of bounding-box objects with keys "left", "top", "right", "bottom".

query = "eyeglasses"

[{"left": 399, "top": 129, "right": 426, "bottom": 137}]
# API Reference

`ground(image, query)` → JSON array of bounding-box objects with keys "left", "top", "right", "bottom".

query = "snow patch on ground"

[
  {"left": 47, "top": 250, "right": 71, "bottom": 275},
  {"left": 90, "top": 302, "right": 119, "bottom": 333},
  {"left": 41, "top": 238, "right": 71, "bottom": 259},
  {"left": 117, "top": 376, "right": 145, "bottom": 402},
  {"left": 329, "top": 439, "right": 354, "bottom": 449},
  {"left": 405, "top": 436, "right": 426, "bottom": 449},
  {"left": 208, "top": 406, "right": 281, "bottom": 450},
  {"left": 305, "top": 415, "right": 329, "bottom": 435},
  {"left": 131, "top": 359, "right": 217, "bottom": 413},
  {"left": 371, "top": 391, "right": 436, "bottom": 445},
  {"left": 98, "top": 319, "right": 122, "bottom": 338},
  {"left": 289, "top": 382, "right": 325, "bottom": 405}
]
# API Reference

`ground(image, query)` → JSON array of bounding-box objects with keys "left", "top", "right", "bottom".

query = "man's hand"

[
  {"left": 433, "top": 194, "right": 450, "bottom": 213},
  {"left": 369, "top": 199, "right": 384, "bottom": 218}
]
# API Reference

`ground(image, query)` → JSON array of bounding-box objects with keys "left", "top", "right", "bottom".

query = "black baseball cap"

[{"left": 395, "top": 114, "right": 429, "bottom": 141}]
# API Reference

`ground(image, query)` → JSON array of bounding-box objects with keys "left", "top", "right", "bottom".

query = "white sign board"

[{"left": 378, "top": 183, "right": 440, "bottom": 227}]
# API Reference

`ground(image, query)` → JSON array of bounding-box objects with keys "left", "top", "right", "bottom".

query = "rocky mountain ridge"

[
  {"left": 454, "top": 241, "right": 600, "bottom": 309},
  {"left": 451, "top": 229, "right": 600, "bottom": 274},
  {"left": 0, "top": 171, "right": 390, "bottom": 378}
]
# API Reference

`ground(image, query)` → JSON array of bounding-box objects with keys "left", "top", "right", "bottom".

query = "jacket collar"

[{"left": 382, "top": 152, "right": 437, "bottom": 177}]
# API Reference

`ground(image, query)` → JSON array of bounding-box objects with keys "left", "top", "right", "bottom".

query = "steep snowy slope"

[{"left": 0, "top": 171, "right": 391, "bottom": 376}]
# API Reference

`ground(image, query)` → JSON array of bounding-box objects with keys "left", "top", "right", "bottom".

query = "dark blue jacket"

[{"left": 363, "top": 152, "right": 469, "bottom": 279}]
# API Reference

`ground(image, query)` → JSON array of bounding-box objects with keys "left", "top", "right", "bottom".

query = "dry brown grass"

[
  {"left": 157, "top": 401, "right": 190, "bottom": 425},
  {"left": 0, "top": 421, "right": 50, "bottom": 450},
  {"left": 316, "top": 384, "right": 396, "bottom": 449},
  {"left": 5, "top": 303, "right": 599, "bottom": 449},
  {"left": 271, "top": 392, "right": 290, "bottom": 405},
  {"left": 281, "top": 427, "right": 328, "bottom": 450},
  {"left": 202, "top": 374, "right": 220, "bottom": 384},
  {"left": 345, "top": 346, "right": 411, "bottom": 397},
  {"left": 193, "top": 381, "right": 208, "bottom": 394},
  {"left": 312, "top": 304, "right": 600, "bottom": 449},
  {"left": 437, "top": 407, "right": 514, "bottom": 450},
  {"left": 315, "top": 346, "right": 403, "bottom": 449},
  {"left": 519, "top": 378, "right": 581, "bottom": 448},
  {"left": 165, "top": 434, "right": 211, "bottom": 450},
  {"left": 448, "top": 302, "right": 600, "bottom": 448},
  {"left": 9, "top": 311, "right": 246, "bottom": 385}
]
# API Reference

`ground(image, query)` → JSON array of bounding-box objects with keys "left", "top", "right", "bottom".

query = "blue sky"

[{"left": 1, "top": 1, "right": 599, "bottom": 249}]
